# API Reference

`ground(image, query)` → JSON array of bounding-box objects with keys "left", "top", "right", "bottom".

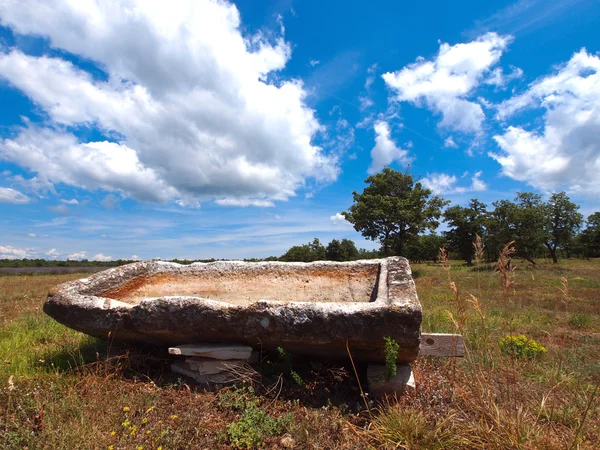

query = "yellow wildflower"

[
  {"left": 122, "top": 406, "right": 130, "bottom": 412},
  {"left": 145, "top": 406, "right": 155, "bottom": 413},
  {"left": 122, "top": 419, "right": 130, "bottom": 427},
  {"left": 141, "top": 417, "right": 148, "bottom": 425},
  {"left": 108, "top": 446, "right": 114, "bottom": 450},
  {"left": 169, "top": 414, "right": 178, "bottom": 420},
  {"left": 110, "top": 431, "right": 116, "bottom": 436}
]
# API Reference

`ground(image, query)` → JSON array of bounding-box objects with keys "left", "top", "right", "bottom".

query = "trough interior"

[{"left": 101, "top": 265, "right": 380, "bottom": 305}]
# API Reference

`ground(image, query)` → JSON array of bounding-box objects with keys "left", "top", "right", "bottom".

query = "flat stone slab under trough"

[{"left": 44, "top": 257, "right": 422, "bottom": 363}]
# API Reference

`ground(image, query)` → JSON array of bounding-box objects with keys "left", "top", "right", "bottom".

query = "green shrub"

[
  {"left": 227, "top": 407, "right": 292, "bottom": 449},
  {"left": 383, "top": 336, "right": 399, "bottom": 381},
  {"left": 499, "top": 335, "right": 547, "bottom": 359}
]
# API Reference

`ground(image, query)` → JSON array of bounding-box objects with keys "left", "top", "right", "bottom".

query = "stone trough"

[{"left": 44, "top": 257, "right": 422, "bottom": 364}]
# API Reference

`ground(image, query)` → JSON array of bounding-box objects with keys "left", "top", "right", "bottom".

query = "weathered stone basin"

[{"left": 44, "top": 257, "right": 422, "bottom": 363}]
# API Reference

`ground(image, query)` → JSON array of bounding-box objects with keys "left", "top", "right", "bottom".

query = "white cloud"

[
  {"left": 492, "top": 49, "right": 600, "bottom": 194},
  {"left": 60, "top": 198, "right": 79, "bottom": 205},
  {"left": 309, "top": 59, "right": 320, "bottom": 67},
  {"left": 92, "top": 253, "right": 112, "bottom": 262},
  {"left": 422, "top": 171, "right": 487, "bottom": 195},
  {"left": 46, "top": 248, "right": 59, "bottom": 258},
  {"left": 0, "top": 0, "right": 337, "bottom": 206},
  {"left": 68, "top": 251, "right": 86, "bottom": 260},
  {"left": 0, "top": 245, "right": 34, "bottom": 259},
  {"left": 215, "top": 198, "right": 275, "bottom": 207},
  {"left": 130, "top": 255, "right": 140, "bottom": 261},
  {"left": 382, "top": 33, "right": 510, "bottom": 134},
  {"left": 484, "top": 65, "right": 523, "bottom": 88},
  {"left": 0, "top": 187, "right": 31, "bottom": 204},
  {"left": 444, "top": 136, "right": 458, "bottom": 148},
  {"left": 368, "top": 121, "right": 412, "bottom": 174},
  {"left": 329, "top": 212, "right": 351, "bottom": 226},
  {"left": 28, "top": 233, "right": 36, "bottom": 237}
]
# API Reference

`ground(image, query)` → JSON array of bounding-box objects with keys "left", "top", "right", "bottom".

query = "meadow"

[{"left": 1, "top": 255, "right": 599, "bottom": 449}]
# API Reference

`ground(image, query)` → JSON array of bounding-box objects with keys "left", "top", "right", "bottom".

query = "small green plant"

[
  {"left": 383, "top": 336, "right": 399, "bottom": 381},
  {"left": 499, "top": 335, "right": 547, "bottom": 359},
  {"left": 276, "top": 346, "right": 304, "bottom": 386},
  {"left": 227, "top": 407, "right": 292, "bottom": 449},
  {"left": 218, "top": 386, "right": 261, "bottom": 411}
]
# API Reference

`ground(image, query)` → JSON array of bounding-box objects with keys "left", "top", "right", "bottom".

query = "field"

[{"left": 1, "top": 257, "right": 599, "bottom": 449}]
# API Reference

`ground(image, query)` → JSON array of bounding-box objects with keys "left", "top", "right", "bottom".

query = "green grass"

[{"left": 1, "top": 261, "right": 600, "bottom": 449}]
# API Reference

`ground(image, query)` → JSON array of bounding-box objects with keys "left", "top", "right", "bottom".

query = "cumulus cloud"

[
  {"left": 130, "top": 255, "right": 140, "bottom": 261},
  {"left": 46, "top": 248, "right": 59, "bottom": 258},
  {"left": 0, "top": 245, "right": 34, "bottom": 259},
  {"left": 60, "top": 198, "right": 79, "bottom": 205},
  {"left": 68, "top": 251, "right": 86, "bottom": 260},
  {"left": 368, "top": 121, "right": 412, "bottom": 174},
  {"left": 0, "top": 187, "right": 31, "bottom": 204},
  {"left": 92, "top": 253, "right": 112, "bottom": 262},
  {"left": 492, "top": 49, "right": 600, "bottom": 194},
  {"left": 329, "top": 212, "right": 351, "bottom": 226},
  {"left": 0, "top": 0, "right": 337, "bottom": 206},
  {"left": 382, "top": 33, "right": 510, "bottom": 134},
  {"left": 422, "top": 171, "right": 487, "bottom": 195}
]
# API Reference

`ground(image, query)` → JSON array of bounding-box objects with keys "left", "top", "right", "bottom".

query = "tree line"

[{"left": 281, "top": 169, "right": 599, "bottom": 265}]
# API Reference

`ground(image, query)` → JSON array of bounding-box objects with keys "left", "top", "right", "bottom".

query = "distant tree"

[
  {"left": 342, "top": 168, "right": 447, "bottom": 256},
  {"left": 543, "top": 192, "right": 583, "bottom": 263},
  {"left": 340, "top": 239, "right": 359, "bottom": 260},
  {"left": 404, "top": 233, "right": 447, "bottom": 263},
  {"left": 579, "top": 212, "right": 600, "bottom": 258},
  {"left": 325, "top": 238, "right": 359, "bottom": 261},
  {"left": 511, "top": 193, "right": 550, "bottom": 264},
  {"left": 444, "top": 199, "right": 487, "bottom": 265},
  {"left": 325, "top": 239, "right": 344, "bottom": 261},
  {"left": 486, "top": 193, "right": 548, "bottom": 264},
  {"left": 280, "top": 238, "right": 326, "bottom": 262}
]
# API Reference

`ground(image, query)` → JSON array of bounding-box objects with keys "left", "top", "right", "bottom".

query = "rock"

[
  {"left": 168, "top": 344, "right": 253, "bottom": 360},
  {"left": 366, "top": 364, "right": 415, "bottom": 397},
  {"left": 171, "top": 361, "right": 236, "bottom": 385},
  {"left": 44, "top": 257, "right": 422, "bottom": 363}
]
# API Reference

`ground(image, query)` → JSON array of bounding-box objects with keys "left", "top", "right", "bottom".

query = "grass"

[{"left": 1, "top": 257, "right": 600, "bottom": 449}]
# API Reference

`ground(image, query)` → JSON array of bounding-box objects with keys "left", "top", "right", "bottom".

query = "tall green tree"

[
  {"left": 543, "top": 192, "right": 583, "bottom": 263},
  {"left": 443, "top": 199, "right": 487, "bottom": 265},
  {"left": 404, "top": 233, "right": 447, "bottom": 263},
  {"left": 342, "top": 169, "right": 447, "bottom": 256}
]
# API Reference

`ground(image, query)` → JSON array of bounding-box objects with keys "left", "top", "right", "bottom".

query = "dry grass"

[{"left": 1, "top": 259, "right": 600, "bottom": 449}]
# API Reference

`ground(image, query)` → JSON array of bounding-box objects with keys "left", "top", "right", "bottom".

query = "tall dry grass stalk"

[
  {"left": 438, "top": 246, "right": 451, "bottom": 282},
  {"left": 558, "top": 276, "right": 569, "bottom": 313},
  {"left": 496, "top": 241, "right": 516, "bottom": 304}
]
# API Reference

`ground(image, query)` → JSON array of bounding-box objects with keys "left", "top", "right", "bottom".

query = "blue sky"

[{"left": 1, "top": 0, "right": 599, "bottom": 261}]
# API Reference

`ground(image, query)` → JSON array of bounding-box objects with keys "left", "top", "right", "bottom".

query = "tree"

[
  {"left": 486, "top": 193, "right": 548, "bottom": 264},
  {"left": 443, "top": 199, "right": 487, "bottom": 265},
  {"left": 280, "top": 238, "right": 326, "bottom": 262},
  {"left": 404, "top": 233, "right": 447, "bottom": 263},
  {"left": 543, "top": 192, "right": 583, "bottom": 263},
  {"left": 579, "top": 212, "right": 600, "bottom": 258},
  {"left": 342, "top": 169, "right": 447, "bottom": 256},
  {"left": 325, "top": 239, "right": 344, "bottom": 261},
  {"left": 340, "top": 239, "right": 359, "bottom": 260}
]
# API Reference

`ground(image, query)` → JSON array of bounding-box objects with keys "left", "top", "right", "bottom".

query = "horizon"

[{"left": 1, "top": 0, "right": 599, "bottom": 261}]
